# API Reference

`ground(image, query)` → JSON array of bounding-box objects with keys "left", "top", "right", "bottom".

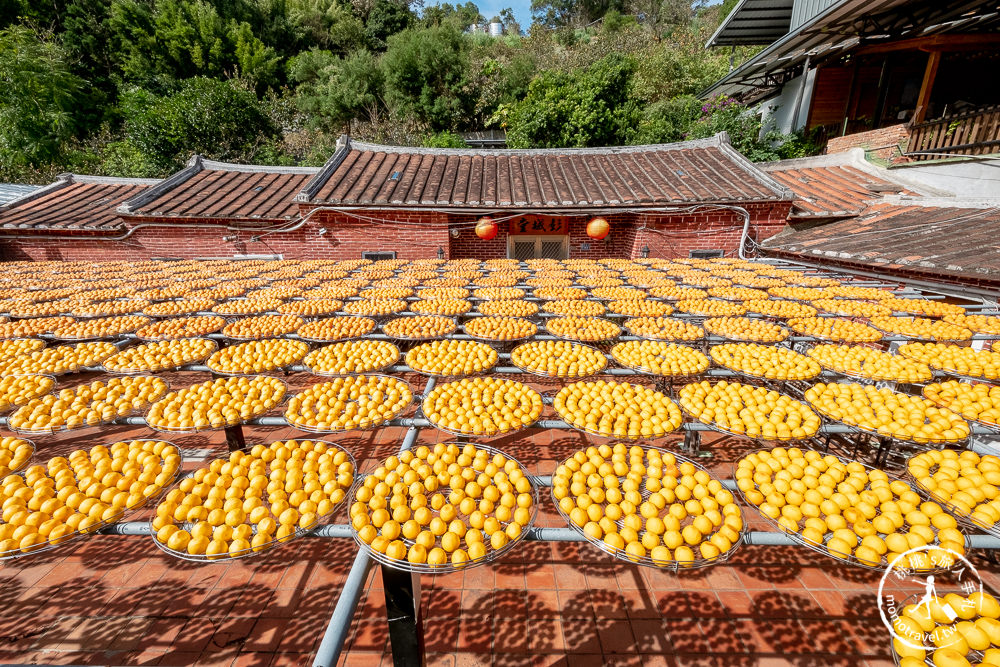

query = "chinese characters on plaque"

[{"left": 508, "top": 216, "right": 569, "bottom": 235}]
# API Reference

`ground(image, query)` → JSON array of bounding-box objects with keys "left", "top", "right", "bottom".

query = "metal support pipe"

[
  {"left": 527, "top": 526, "right": 584, "bottom": 542},
  {"left": 98, "top": 522, "right": 152, "bottom": 536},
  {"left": 312, "top": 550, "right": 374, "bottom": 667},
  {"left": 971, "top": 440, "right": 1000, "bottom": 456},
  {"left": 312, "top": 377, "right": 433, "bottom": 667},
  {"left": 98, "top": 521, "right": 1000, "bottom": 551},
  {"left": 311, "top": 524, "right": 355, "bottom": 539},
  {"left": 3, "top": 414, "right": 998, "bottom": 436},
  {"left": 743, "top": 531, "right": 800, "bottom": 547}
]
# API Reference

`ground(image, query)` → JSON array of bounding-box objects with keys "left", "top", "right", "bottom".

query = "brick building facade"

[{"left": 0, "top": 134, "right": 795, "bottom": 262}]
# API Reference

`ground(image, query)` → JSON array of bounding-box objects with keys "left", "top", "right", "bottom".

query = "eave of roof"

[
  {"left": 119, "top": 156, "right": 319, "bottom": 222},
  {"left": 702, "top": 0, "right": 1000, "bottom": 100},
  {"left": 759, "top": 149, "right": 933, "bottom": 218},
  {"left": 761, "top": 201, "right": 1000, "bottom": 283},
  {"left": 0, "top": 174, "right": 159, "bottom": 233},
  {"left": 706, "top": 0, "right": 795, "bottom": 48},
  {"left": 297, "top": 133, "right": 795, "bottom": 210},
  {"left": 0, "top": 183, "right": 41, "bottom": 207}
]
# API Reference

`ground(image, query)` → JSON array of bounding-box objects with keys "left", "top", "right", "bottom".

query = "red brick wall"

[
  {"left": 826, "top": 125, "right": 910, "bottom": 162},
  {"left": 0, "top": 204, "right": 793, "bottom": 262},
  {"left": 448, "top": 206, "right": 791, "bottom": 260},
  {"left": 448, "top": 214, "right": 637, "bottom": 259},
  {"left": 632, "top": 203, "right": 791, "bottom": 260},
  {"left": 0, "top": 212, "right": 451, "bottom": 262}
]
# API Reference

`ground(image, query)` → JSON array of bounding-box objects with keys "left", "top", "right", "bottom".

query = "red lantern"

[
  {"left": 475, "top": 217, "right": 498, "bottom": 240},
  {"left": 587, "top": 217, "right": 610, "bottom": 240}
]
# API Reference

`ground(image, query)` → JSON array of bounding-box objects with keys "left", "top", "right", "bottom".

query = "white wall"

[
  {"left": 889, "top": 157, "right": 1000, "bottom": 198},
  {"left": 760, "top": 69, "right": 816, "bottom": 135}
]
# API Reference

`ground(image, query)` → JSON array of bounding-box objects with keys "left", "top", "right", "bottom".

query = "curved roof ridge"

[
  {"left": 68, "top": 173, "right": 162, "bottom": 186},
  {"left": 345, "top": 134, "right": 725, "bottom": 157},
  {"left": 198, "top": 158, "right": 320, "bottom": 175}
]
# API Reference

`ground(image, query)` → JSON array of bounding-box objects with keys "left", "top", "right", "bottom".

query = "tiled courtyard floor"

[{"left": 0, "top": 370, "right": 996, "bottom": 665}]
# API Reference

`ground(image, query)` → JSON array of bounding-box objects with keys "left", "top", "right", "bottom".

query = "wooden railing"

[{"left": 906, "top": 105, "right": 1000, "bottom": 160}]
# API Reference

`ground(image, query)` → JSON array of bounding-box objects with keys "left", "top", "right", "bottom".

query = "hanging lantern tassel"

[
  {"left": 475, "top": 216, "right": 498, "bottom": 240},
  {"left": 587, "top": 217, "right": 610, "bottom": 240}
]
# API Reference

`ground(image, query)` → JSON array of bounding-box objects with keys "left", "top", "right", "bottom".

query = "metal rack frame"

[{"left": 1, "top": 257, "right": 999, "bottom": 667}]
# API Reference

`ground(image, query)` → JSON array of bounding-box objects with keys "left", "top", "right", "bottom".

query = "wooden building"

[{"left": 704, "top": 0, "right": 1000, "bottom": 161}]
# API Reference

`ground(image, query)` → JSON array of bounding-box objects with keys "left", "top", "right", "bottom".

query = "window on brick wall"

[
  {"left": 689, "top": 249, "right": 724, "bottom": 259},
  {"left": 363, "top": 251, "right": 397, "bottom": 261},
  {"left": 507, "top": 235, "right": 569, "bottom": 260}
]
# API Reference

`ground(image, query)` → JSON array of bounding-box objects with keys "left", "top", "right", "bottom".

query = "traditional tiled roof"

[
  {"left": 298, "top": 133, "right": 794, "bottom": 209},
  {"left": 762, "top": 202, "right": 1000, "bottom": 283},
  {"left": 760, "top": 159, "right": 915, "bottom": 218},
  {"left": 119, "top": 157, "right": 318, "bottom": 222},
  {"left": 0, "top": 174, "right": 157, "bottom": 232},
  {"left": 0, "top": 183, "right": 40, "bottom": 206},
  {"left": 758, "top": 150, "right": 936, "bottom": 219}
]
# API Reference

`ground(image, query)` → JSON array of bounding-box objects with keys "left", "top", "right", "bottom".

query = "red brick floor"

[{"left": 0, "top": 370, "right": 997, "bottom": 665}]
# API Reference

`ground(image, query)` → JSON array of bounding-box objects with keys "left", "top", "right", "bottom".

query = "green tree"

[
  {"left": 625, "top": 0, "right": 689, "bottom": 33},
  {"left": 109, "top": 0, "right": 281, "bottom": 90},
  {"left": 288, "top": 0, "right": 366, "bottom": 53},
  {"left": 628, "top": 94, "right": 701, "bottom": 144},
  {"left": 61, "top": 0, "right": 115, "bottom": 92},
  {"left": 229, "top": 20, "right": 282, "bottom": 86},
  {"left": 290, "top": 48, "right": 383, "bottom": 130},
  {"left": 421, "top": 2, "right": 483, "bottom": 28},
  {"left": 1, "top": 0, "right": 68, "bottom": 32},
  {"left": 504, "top": 52, "right": 640, "bottom": 148},
  {"left": 0, "top": 26, "right": 85, "bottom": 179},
  {"left": 530, "top": 0, "right": 623, "bottom": 30},
  {"left": 632, "top": 36, "right": 728, "bottom": 102},
  {"left": 472, "top": 52, "right": 535, "bottom": 126},
  {"left": 119, "top": 76, "right": 277, "bottom": 171},
  {"left": 686, "top": 95, "right": 784, "bottom": 161},
  {"left": 380, "top": 24, "right": 471, "bottom": 130},
  {"left": 364, "top": 0, "right": 414, "bottom": 49},
  {"left": 422, "top": 130, "right": 466, "bottom": 147},
  {"left": 600, "top": 9, "right": 636, "bottom": 32},
  {"left": 497, "top": 7, "right": 520, "bottom": 34}
]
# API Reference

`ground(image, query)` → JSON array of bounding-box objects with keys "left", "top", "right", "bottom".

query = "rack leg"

[
  {"left": 683, "top": 428, "right": 700, "bottom": 455},
  {"left": 876, "top": 437, "right": 892, "bottom": 469},
  {"left": 850, "top": 432, "right": 865, "bottom": 461},
  {"left": 225, "top": 424, "right": 246, "bottom": 452},
  {"left": 383, "top": 564, "right": 424, "bottom": 667}
]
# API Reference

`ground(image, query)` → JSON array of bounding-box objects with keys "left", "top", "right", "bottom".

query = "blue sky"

[
  {"left": 478, "top": 0, "right": 532, "bottom": 26},
  {"left": 419, "top": 0, "right": 533, "bottom": 27},
  {"left": 424, "top": 0, "right": 724, "bottom": 34}
]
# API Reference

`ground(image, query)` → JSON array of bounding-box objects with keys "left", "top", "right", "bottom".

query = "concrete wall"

[
  {"left": 887, "top": 157, "right": 1000, "bottom": 198},
  {"left": 761, "top": 70, "right": 816, "bottom": 134}
]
